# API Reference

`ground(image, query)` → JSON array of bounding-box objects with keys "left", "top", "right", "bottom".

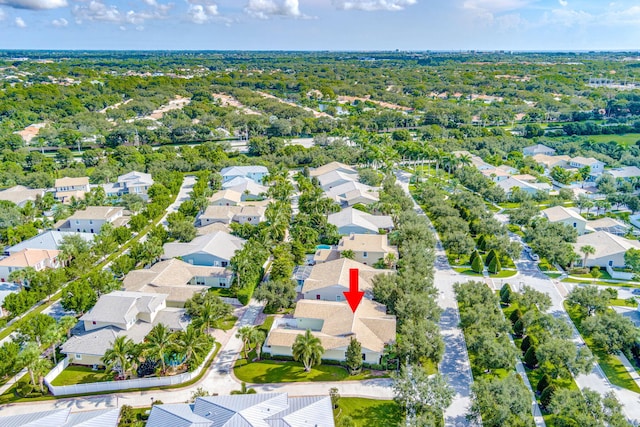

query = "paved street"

[{"left": 395, "top": 170, "right": 475, "bottom": 426}]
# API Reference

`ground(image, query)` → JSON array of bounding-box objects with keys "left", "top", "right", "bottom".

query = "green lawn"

[
  {"left": 208, "top": 287, "right": 237, "bottom": 298},
  {"left": 453, "top": 268, "right": 484, "bottom": 276},
  {"left": 544, "top": 272, "right": 563, "bottom": 279},
  {"left": 234, "top": 360, "right": 385, "bottom": 383},
  {"left": 50, "top": 365, "right": 113, "bottom": 386},
  {"left": 213, "top": 315, "right": 238, "bottom": 331},
  {"left": 335, "top": 398, "right": 403, "bottom": 427},
  {"left": 564, "top": 302, "right": 640, "bottom": 393},
  {"left": 561, "top": 133, "right": 640, "bottom": 147},
  {"left": 609, "top": 298, "right": 638, "bottom": 308},
  {"left": 491, "top": 269, "right": 518, "bottom": 278}
]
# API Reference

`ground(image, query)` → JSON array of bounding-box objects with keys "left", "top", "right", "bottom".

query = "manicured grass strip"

[
  {"left": 609, "top": 299, "right": 638, "bottom": 308},
  {"left": 564, "top": 302, "right": 640, "bottom": 393},
  {"left": 234, "top": 360, "right": 383, "bottom": 383},
  {"left": 335, "top": 397, "right": 403, "bottom": 427},
  {"left": 50, "top": 365, "right": 112, "bottom": 386},
  {"left": 213, "top": 315, "right": 238, "bottom": 331}
]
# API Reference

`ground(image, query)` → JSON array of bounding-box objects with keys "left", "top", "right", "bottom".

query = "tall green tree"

[{"left": 292, "top": 329, "right": 324, "bottom": 372}]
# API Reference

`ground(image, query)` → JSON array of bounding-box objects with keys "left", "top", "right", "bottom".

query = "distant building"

[
  {"left": 54, "top": 177, "right": 90, "bottom": 204},
  {"left": 220, "top": 165, "right": 269, "bottom": 184},
  {"left": 496, "top": 177, "right": 551, "bottom": 196},
  {"left": 103, "top": 171, "right": 154, "bottom": 201},
  {"left": 0, "top": 185, "right": 45, "bottom": 207},
  {"left": 532, "top": 154, "right": 571, "bottom": 170},
  {"left": 604, "top": 166, "right": 640, "bottom": 181},
  {"left": 569, "top": 157, "right": 605, "bottom": 177},
  {"left": 55, "top": 206, "right": 129, "bottom": 233},
  {"left": 523, "top": 144, "right": 556, "bottom": 157},
  {"left": 309, "top": 161, "right": 357, "bottom": 178}
]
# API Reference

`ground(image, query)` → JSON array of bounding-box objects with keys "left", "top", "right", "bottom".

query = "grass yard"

[
  {"left": 453, "top": 268, "right": 483, "bottom": 276},
  {"left": 491, "top": 269, "right": 518, "bottom": 278},
  {"left": 609, "top": 298, "right": 638, "bottom": 308},
  {"left": 213, "top": 315, "right": 238, "bottom": 331},
  {"left": 208, "top": 287, "right": 236, "bottom": 298},
  {"left": 233, "top": 360, "right": 385, "bottom": 383},
  {"left": 564, "top": 302, "right": 640, "bottom": 393},
  {"left": 566, "top": 133, "right": 640, "bottom": 147},
  {"left": 335, "top": 398, "right": 403, "bottom": 427},
  {"left": 544, "top": 272, "right": 563, "bottom": 279},
  {"left": 50, "top": 365, "right": 113, "bottom": 386}
]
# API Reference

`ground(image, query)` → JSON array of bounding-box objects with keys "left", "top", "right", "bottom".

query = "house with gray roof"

[
  {"left": 0, "top": 185, "right": 45, "bottom": 207},
  {"left": 221, "top": 176, "right": 268, "bottom": 201},
  {"left": 325, "top": 181, "right": 379, "bottom": 207},
  {"left": 0, "top": 408, "right": 120, "bottom": 427},
  {"left": 328, "top": 207, "right": 394, "bottom": 235},
  {"left": 6, "top": 230, "right": 95, "bottom": 255},
  {"left": 523, "top": 144, "right": 556, "bottom": 157},
  {"left": 162, "top": 231, "right": 246, "bottom": 267},
  {"left": 103, "top": 171, "right": 154, "bottom": 201},
  {"left": 55, "top": 206, "right": 129, "bottom": 233},
  {"left": 147, "top": 393, "right": 335, "bottom": 427},
  {"left": 605, "top": 166, "right": 640, "bottom": 181},
  {"left": 61, "top": 290, "right": 188, "bottom": 366},
  {"left": 220, "top": 165, "right": 269, "bottom": 184}
]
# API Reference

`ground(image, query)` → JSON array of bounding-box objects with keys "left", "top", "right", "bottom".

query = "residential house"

[
  {"left": 162, "top": 231, "right": 246, "bottom": 267},
  {"left": 264, "top": 298, "right": 395, "bottom": 364},
  {"left": 103, "top": 171, "right": 154, "bottom": 201},
  {"left": 7, "top": 231, "right": 95, "bottom": 255},
  {"left": 220, "top": 165, "right": 269, "bottom": 184},
  {"left": 123, "top": 258, "right": 233, "bottom": 307},
  {"left": 604, "top": 166, "right": 640, "bottom": 182},
  {"left": 300, "top": 258, "right": 392, "bottom": 301},
  {"left": 61, "top": 291, "right": 188, "bottom": 366},
  {"left": 586, "top": 217, "right": 630, "bottom": 236},
  {"left": 328, "top": 207, "right": 394, "bottom": 235},
  {"left": 325, "top": 181, "right": 379, "bottom": 206},
  {"left": 497, "top": 177, "right": 551, "bottom": 196},
  {"left": 222, "top": 177, "right": 268, "bottom": 201},
  {"left": 0, "top": 249, "right": 60, "bottom": 282},
  {"left": 0, "top": 408, "right": 120, "bottom": 427},
  {"left": 147, "top": 393, "right": 335, "bottom": 427},
  {"left": 532, "top": 154, "right": 571, "bottom": 170},
  {"left": 523, "top": 144, "right": 556, "bottom": 157},
  {"left": 481, "top": 168, "right": 511, "bottom": 182},
  {"left": 54, "top": 177, "right": 90, "bottom": 203},
  {"left": 309, "top": 161, "right": 357, "bottom": 178},
  {"left": 469, "top": 156, "right": 495, "bottom": 171},
  {"left": 199, "top": 205, "right": 266, "bottom": 226},
  {"left": 55, "top": 206, "right": 129, "bottom": 233},
  {"left": 317, "top": 170, "right": 358, "bottom": 191},
  {"left": 511, "top": 174, "right": 538, "bottom": 182},
  {"left": 208, "top": 189, "right": 242, "bottom": 206},
  {"left": 542, "top": 206, "right": 587, "bottom": 235},
  {"left": 573, "top": 231, "right": 640, "bottom": 268},
  {"left": 336, "top": 233, "right": 398, "bottom": 266},
  {"left": 0, "top": 185, "right": 45, "bottom": 207},
  {"left": 569, "top": 156, "right": 605, "bottom": 177}
]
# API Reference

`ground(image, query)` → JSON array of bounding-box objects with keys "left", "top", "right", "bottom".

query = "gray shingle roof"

[
  {"left": 7, "top": 231, "right": 95, "bottom": 254},
  {"left": 162, "top": 231, "right": 246, "bottom": 262}
]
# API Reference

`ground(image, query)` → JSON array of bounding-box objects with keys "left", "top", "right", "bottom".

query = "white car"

[{"left": 530, "top": 253, "right": 539, "bottom": 261}]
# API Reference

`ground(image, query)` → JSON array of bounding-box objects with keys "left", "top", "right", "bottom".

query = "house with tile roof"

[
  {"left": 523, "top": 143, "right": 556, "bottom": 157},
  {"left": 122, "top": 258, "right": 233, "bottom": 306},
  {"left": 208, "top": 189, "right": 243, "bottom": 206},
  {"left": 265, "top": 298, "right": 396, "bottom": 364},
  {"left": 573, "top": 231, "right": 640, "bottom": 268},
  {"left": 162, "top": 231, "right": 246, "bottom": 267},
  {"left": 336, "top": 233, "right": 398, "bottom": 266},
  {"left": 54, "top": 177, "right": 90, "bottom": 204},
  {"left": 604, "top": 166, "right": 640, "bottom": 181},
  {"left": 147, "top": 393, "right": 335, "bottom": 427},
  {"left": 328, "top": 207, "right": 394, "bottom": 235},
  {"left": 7, "top": 231, "right": 95, "bottom": 255},
  {"left": 569, "top": 156, "right": 605, "bottom": 176},
  {"left": 0, "top": 249, "right": 60, "bottom": 282},
  {"left": 532, "top": 154, "right": 571, "bottom": 170},
  {"left": 317, "top": 170, "right": 359, "bottom": 191},
  {"left": 309, "top": 161, "right": 357, "bottom": 178},
  {"left": 325, "top": 181, "right": 379, "bottom": 206},
  {"left": 300, "top": 258, "right": 393, "bottom": 302},
  {"left": 542, "top": 206, "right": 587, "bottom": 235},
  {"left": 199, "top": 205, "right": 266, "bottom": 226}
]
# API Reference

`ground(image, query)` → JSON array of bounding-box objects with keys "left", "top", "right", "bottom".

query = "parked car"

[
  {"left": 530, "top": 253, "right": 540, "bottom": 261},
  {"left": 632, "top": 289, "right": 640, "bottom": 295}
]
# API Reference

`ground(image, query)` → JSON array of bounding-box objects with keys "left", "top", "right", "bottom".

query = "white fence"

[
  {"left": 44, "top": 344, "right": 217, "bottom": 396},
  {"left": 606, "top": 265, "right": 635, "bottom": 281}
]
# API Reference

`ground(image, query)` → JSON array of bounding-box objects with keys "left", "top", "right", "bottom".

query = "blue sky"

[{"left": 0, "top": 0, "right": 639, "bottom": 50}]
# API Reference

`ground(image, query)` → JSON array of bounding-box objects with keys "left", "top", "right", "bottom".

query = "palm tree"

[
  {"left": 458, "top": 154, "right": 472, "bottom": 168},
  {"left": 33, "top": 358, "right": 52, "bottom": 392},
  {"left": 251, "top": 330, "right": 266, "bottom": 361},
  {"left": 580, "top": 245, "right": 596, "bottom": 268},
  {"left": 174, "top": 326, "right": 210, "bottom": 369},
  {"left": 143, "top": 323, "right": 174, "bottom": 375},
  {"left": 17, "top": 342, "right": 41, "bottom": 387},
  {"left": 58, "top": 315, "right": 77, "bottom": 339},
  {"left": 236, "top": 326, "right": 256, "bottom": 359},
  {"left": 341, "top": 249, "right": 355, "bottom": 260},
  {"left": 43, "top": 323, "right": 63, "bottom": 365},
  {"left": 9, "top": 267, "right": 35, "bottom": 290},
  {"left": 231, "top": 381, "right": 256, "bottom": 395},
  {"left": 102, "top": 336, "right": 137, "bottom": 380},
  {"left": 292, "top": 330, "right": 324, "bottom": 372}
]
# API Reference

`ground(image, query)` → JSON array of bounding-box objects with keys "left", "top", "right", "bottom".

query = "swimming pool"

[{"left": 316, "top": 245, "right": 331, "bottom": 250}]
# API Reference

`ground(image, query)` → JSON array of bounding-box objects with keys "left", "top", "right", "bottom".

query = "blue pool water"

[{"left": 316, "top": 245, "right": 331, "bottom": 250}]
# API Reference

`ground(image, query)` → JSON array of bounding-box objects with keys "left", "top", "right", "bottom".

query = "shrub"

[
  {"left": 485, "top": 249, "right": 497, "bottom": 266},
  {"left": 540, "top": 385, "right": 556, "bottom": 409},
  {"left": 537, "top": 374, "right": 551, "bottom": 394},
  {"left": 513, "top": 318, "right": 524, "bottom": 337},
  {"left": 500, "top": 283, "right": 512, "bottom": 299},
  {"left": 470, "top": 250, "right": 480, "bottom": 266},
  {"left": 521, "top": 335, "right": 536, "bottom": 353},
  {"left": 16, "top": 382, "right": 33, "bottom": 398},
  {"left": 488, "top": 256, "right": 501, "bottom": 274},
  {"left": 471, "top": 254, "right": 484, "bottom": 273},
  {"left": 477, "top": 236, "right": 487, "bottom": 251},
  {"left": 501, "top": 286, "right": 512, "bottom": 305},
  {"left": 524, "top": 346, "right": 538, "bottom": 368},
  {"left": 509, "top": 308, "right": 522, "bottom": 325}
]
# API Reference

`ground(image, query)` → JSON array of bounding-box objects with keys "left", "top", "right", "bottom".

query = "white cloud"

[
  {"left": 462, "top": 0, "right": 533, "bottom": 13},
  {"left": 244, "top": 0, "right": 309, "bottom": 19},
  {"left": 0, "top": 8, "right": 5, "bottom": 19},
  {"left": 0, "top": 0, "right": 66, "bottom": 9},
  {"left": 52, "top": 17, "right": 68, "bottom": 26},
  {"left": 187, "top": 2, "right": 218, "bottom": 23},
  {"left": 15, "top": 16, "right": 26, "bottom": 26},
  {"left": 72, "top": 0, "right": 170, "bottom": 25},
  {"left": 332, "top": 0, "right": 416, "bottom": 11},
  {"left": 558, "top": 0, "right": 567, "bottom": 6}
]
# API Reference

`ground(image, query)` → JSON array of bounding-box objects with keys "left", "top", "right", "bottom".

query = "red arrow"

[{"left": 343, "top": 268, "right": 364, "bottom": 313}]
